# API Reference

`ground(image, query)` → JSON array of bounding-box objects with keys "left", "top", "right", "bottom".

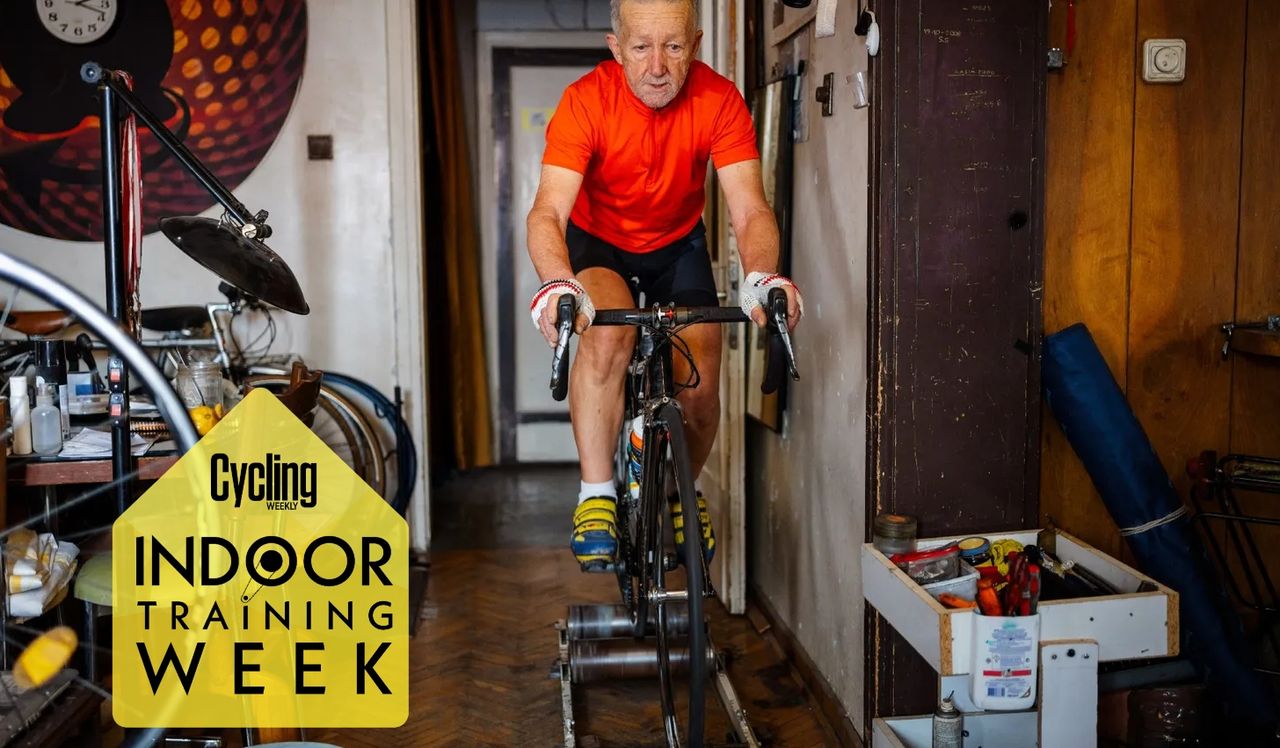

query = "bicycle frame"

[{"left": 89, "top": 297, "right": 251, "bottom": 373}]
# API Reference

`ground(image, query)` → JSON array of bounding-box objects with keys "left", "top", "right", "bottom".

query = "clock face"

[{"left": 36, "top": 0, "right": 118, "bottom": 44}]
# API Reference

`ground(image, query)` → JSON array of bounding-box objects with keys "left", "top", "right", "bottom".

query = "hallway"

[{"left": 310, "top": 466, "right": 841, "bottom": 746}]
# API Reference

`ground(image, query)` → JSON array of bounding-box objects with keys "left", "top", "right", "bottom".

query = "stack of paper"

[{"left": 57, "top": 428, "right": 152, "bottom": 458}]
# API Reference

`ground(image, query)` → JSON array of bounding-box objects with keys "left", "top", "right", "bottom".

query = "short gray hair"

[{"left": 610, "top": 0, "right": 699, "bottom": 34}]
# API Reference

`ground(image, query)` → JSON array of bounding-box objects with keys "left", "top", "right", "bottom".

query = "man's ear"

[
  {"left": 606, "top": 33, "right": 622, "bottom": 63},
  {"left": 693, "top": 29, "right": 703, "bottom": 56}
]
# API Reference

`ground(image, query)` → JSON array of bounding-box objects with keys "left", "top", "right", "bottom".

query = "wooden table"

[{"left": 8, "top": 454, "right": 178, "bottom": 487}]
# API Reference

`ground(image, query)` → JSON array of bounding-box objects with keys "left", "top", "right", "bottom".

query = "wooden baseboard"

[{"left": 748, "top": 584, "right": 865, "bottom": 748}]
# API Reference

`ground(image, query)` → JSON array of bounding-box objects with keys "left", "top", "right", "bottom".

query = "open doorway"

[{"left": 479, "top": 37, "right": 611, "bottom": 464}]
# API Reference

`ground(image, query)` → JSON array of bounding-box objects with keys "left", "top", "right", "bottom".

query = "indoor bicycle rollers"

[{"left": 552, "top": 603, "right": 761, "bottom": 747}]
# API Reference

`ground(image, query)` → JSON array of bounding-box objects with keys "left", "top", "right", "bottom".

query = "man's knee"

[
  {"left": 680, "top": 382, "right": 720, "bottom": 429},
  {"left": 576, "top": 326, "right": 633, "bottom": 380}
]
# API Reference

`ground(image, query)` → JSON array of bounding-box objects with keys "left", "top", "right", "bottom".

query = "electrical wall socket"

[{"left": 1143, "top": 39, "right": 1186, "bottom": 83}]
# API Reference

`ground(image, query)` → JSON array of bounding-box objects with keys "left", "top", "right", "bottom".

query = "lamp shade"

[{"left": 159, "top": 216, "right": 309, "bottom": 315}]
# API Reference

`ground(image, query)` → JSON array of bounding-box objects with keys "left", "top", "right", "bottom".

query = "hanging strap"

[{"left": 1118, "top": 505, "right": 1188, "bottom": 537}]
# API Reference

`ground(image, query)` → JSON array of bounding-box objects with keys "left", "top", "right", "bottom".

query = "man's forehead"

[{"left": 616, "top": 0, "right": 697, "bottom": 32}]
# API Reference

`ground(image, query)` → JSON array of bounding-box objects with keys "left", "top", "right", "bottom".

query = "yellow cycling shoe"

[
  {"left": 670, "top": 491, "right": 715, "bottom": 566},
  {"left": 571, "top": 496, "right": 618, "bottom": 571}
]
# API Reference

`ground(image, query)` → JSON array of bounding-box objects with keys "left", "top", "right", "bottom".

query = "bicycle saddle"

[
  {"left": 2, "top": 310, "right": 76, "bottom": 336},
  {"left": 140, "top": 306, "right": 210, "bottom": 332}
]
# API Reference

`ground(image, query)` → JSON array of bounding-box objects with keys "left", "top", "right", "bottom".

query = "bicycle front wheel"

[{"left": 649, "top": 404, "right": 708, "bottom": 747}]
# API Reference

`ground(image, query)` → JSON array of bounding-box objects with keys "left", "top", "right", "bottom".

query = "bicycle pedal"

[{"left": 579, "top": 561, "right": 619, "bottom": 574}]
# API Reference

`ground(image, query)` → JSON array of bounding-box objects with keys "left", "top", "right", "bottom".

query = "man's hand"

[
  {"left": 530, "top": 279, "right": 596, "bottom": 346},
  {"left": 740, "top": 272, "right": 803, "bottom": 331}
]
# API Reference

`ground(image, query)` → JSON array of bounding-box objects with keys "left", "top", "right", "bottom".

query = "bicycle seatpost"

[{"left": 550, "top": 294, "right": 576, "bottom": 402}]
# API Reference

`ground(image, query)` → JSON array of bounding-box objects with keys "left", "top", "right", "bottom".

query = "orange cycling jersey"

[{"left": 542, "top": 59, "right": 759, "bottom": 253}]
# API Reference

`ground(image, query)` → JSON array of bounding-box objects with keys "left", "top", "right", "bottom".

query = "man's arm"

[
  {"left": 717, "top": 159, "right": 801, "bottom": 329},
  {"left": 527, "top": 164, "right": 588, "bottom": 342},
  {"left": 717, "top": 159, "right": 779, "bottom": 276}
]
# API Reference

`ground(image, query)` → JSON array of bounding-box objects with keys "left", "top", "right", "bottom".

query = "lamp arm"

[{"left": 80, "top": 61, "right": 272, "bottom": 239}]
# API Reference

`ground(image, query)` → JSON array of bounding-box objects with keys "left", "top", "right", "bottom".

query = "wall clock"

[{"left": 37, "top": 0, "right": 120, "bottom": 45}]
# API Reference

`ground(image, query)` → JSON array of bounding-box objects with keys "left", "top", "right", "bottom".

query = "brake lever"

[
  {"left": 767, "top": 288, "right": 800, "bottom": 381},
  {"left": 550, "top": 295, "right": 576, "bottom": 402}
]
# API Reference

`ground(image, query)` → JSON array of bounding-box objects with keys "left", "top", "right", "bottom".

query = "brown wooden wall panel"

[
  {"left": 868, "top": 0, "right": 1046, "bottom": 727},
  {"left": 1231, "top": 0, "right": 1280, "bottom": 456},
  {"left": 1127, "top": 0, "right": 1246, "bottom": 499},
  {"left": 1040, "top": 0, "right": 1137, "bottom": 558},
  {"left": 1224, "top": 0, "right": 1280, "bottom": 591}
]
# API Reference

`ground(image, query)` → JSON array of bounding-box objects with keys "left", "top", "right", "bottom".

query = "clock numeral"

[
  {"left": 88, "top": 23, "right": 97, "bottom": 32},
  {"left": 60, "top": 23, "right": 68, "bottom": 32},
  {"left": 73, "top": 26, "right": 83, "bottom": 36},
  {"left": 43, "top": 0, "right": 53, "bottom": 7},
  {"left": 47, "top": 12, "right": 58, "bottom": 21}
]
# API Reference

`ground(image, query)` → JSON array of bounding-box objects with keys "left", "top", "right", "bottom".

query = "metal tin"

[{"left": 958, "top": 536, "right": 993, "bottom": 567}]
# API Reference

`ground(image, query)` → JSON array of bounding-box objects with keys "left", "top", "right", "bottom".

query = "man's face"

[{"left": 607, "top": 1, "right": 702, "bottom": 109}]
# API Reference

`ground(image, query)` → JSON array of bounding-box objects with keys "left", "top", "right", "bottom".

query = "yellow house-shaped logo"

[{"left": 112, "top": 389, "right": 409, "bottom": 728}]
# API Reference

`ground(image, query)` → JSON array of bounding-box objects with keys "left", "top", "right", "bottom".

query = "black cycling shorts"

[{"left": 567, "top": 219, "right": 719, "bottom": 307}]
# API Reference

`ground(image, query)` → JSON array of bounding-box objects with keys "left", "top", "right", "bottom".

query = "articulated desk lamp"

[{"left": 79, "top": 61, "right": 309, "bottom": 513}]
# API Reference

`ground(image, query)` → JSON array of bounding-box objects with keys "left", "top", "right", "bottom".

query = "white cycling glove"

[
  {"left": 739, "top": 271, "right": 804, "bottom": 319},
  {"left": 529, "top": 278, "right": 596, "bottom": 331}
]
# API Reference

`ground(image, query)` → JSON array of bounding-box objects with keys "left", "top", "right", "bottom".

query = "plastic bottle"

[
  {"left": 32, "top": 338, "right": 70, "bottom": 438},
  {"left": 31, "top": 383, "right": 63, "bottom": 456},
  {"left": 627, "top": 415, "right": 644, "bottom": 500},
  {"left": 9, "top": 376, "right": 32, "bottom": 455},
  {"left": 932, "top": 693, "right": 963, "bottom": 748}
]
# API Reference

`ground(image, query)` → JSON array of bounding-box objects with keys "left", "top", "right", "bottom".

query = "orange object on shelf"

[
  {"left": 976, "top": 577, "right": 1003, "bottom": 616},
  {"left": 938, "top": 593, "right": 976, "bottom": 609}
]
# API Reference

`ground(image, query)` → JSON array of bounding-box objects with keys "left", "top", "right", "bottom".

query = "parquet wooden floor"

[
  {"left": 302, "top": 466, "right": 841, "bottom": 747},
  {"left": 305, "top": 547, "right": 840, "bottom": 747}
]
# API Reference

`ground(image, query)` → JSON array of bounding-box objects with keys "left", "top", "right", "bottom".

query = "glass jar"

[
  {"left": 873, "top": 513, "right": 918, "bottom": 556},
  {"left": 176, "top": 361, "right": 225, "bottom": 409}
]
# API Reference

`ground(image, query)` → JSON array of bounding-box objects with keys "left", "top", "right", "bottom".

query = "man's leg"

[
  {"left": 669, "top": 323, "right": 722, "bottom": 563},
  {"left": 671, "top": 324, "right": 723, "bottom": 478},
  {"left": 567, "top": 267, "right": 635, "bottom": 568},
  {"left": 570, "top": 267, "right": 636, "bottom": 482}
]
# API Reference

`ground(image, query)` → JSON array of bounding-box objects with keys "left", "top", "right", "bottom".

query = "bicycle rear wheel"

[
  {"left": 243, "top": 376, "right": 386, "bottom": 496},
  {"left": 647, "top": 404, "right": 708, "bottom": 747}
]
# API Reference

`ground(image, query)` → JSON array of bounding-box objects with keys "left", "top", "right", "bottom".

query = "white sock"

[{"left": 578, "top": 480, "right": 615, "bottom": 504}]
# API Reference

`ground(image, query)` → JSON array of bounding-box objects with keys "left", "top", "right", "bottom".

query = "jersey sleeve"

[
  {"left": 542, "top": 83, "right": 595, "bottom": 174},
  {"left": 709, "top": 86, "right": 760, "bottom": 169}
]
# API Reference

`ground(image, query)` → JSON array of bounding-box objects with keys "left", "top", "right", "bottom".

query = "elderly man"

[{"left": 527, "top": 0, "right": 802, "bottom": 569}]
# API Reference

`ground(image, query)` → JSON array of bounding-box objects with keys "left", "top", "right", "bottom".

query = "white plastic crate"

[{"left": 862, "top": 529, "right": 1179, "bottom": 676}]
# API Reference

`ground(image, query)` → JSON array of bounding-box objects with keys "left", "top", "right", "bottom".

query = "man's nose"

[{"left": 647, "top": 53, "right": 667, "bottom": 78}]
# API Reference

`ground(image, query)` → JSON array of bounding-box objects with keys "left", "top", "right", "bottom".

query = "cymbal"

[{"left": 159, "top": 216, "right": 309, "bottom": 315}]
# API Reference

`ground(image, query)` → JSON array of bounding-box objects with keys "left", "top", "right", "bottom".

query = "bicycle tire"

[
  {"left": 320, "top": 371, "right": 417, "bottom": 517},
  {"left": 243, "top": 376, "right": 387, "bottom": 496},
  {"left": 655, "top": 405, "right": 708, "bottom": 747}
]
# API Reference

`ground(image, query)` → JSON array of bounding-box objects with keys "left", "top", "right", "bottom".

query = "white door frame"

[
  {"left": 701, "top": 0, "right": 749, "bottom": 614},
  {"left": 385, "top": 0, "right": 430, "bottom": 551},
  {"left": 477, "top": 31, "right": 609, "bottom": 461}
]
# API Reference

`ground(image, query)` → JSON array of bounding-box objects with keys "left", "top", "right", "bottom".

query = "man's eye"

[
  {"left": 668, "top": 45, "right": 682, "bottom": 52},
  {"left": 634, "top": 44, "right": 648, "bottom": 51}
]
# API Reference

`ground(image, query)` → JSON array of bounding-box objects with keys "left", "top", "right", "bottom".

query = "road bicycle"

[
  {"left": 96, "top": 283, "right": 417, "bottom": 515},
  {"left": 548, "top": 288, "right": 798, "bottom": 747}
]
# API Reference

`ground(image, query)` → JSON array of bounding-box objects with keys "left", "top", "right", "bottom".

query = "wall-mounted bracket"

[{"left": 815, "top": 72, "right": 834, "bottom": 116}]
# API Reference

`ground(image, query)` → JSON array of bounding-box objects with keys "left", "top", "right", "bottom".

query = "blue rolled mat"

[{"left": 1043, "top": 323, "right": 1276, "bottom": 725}]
